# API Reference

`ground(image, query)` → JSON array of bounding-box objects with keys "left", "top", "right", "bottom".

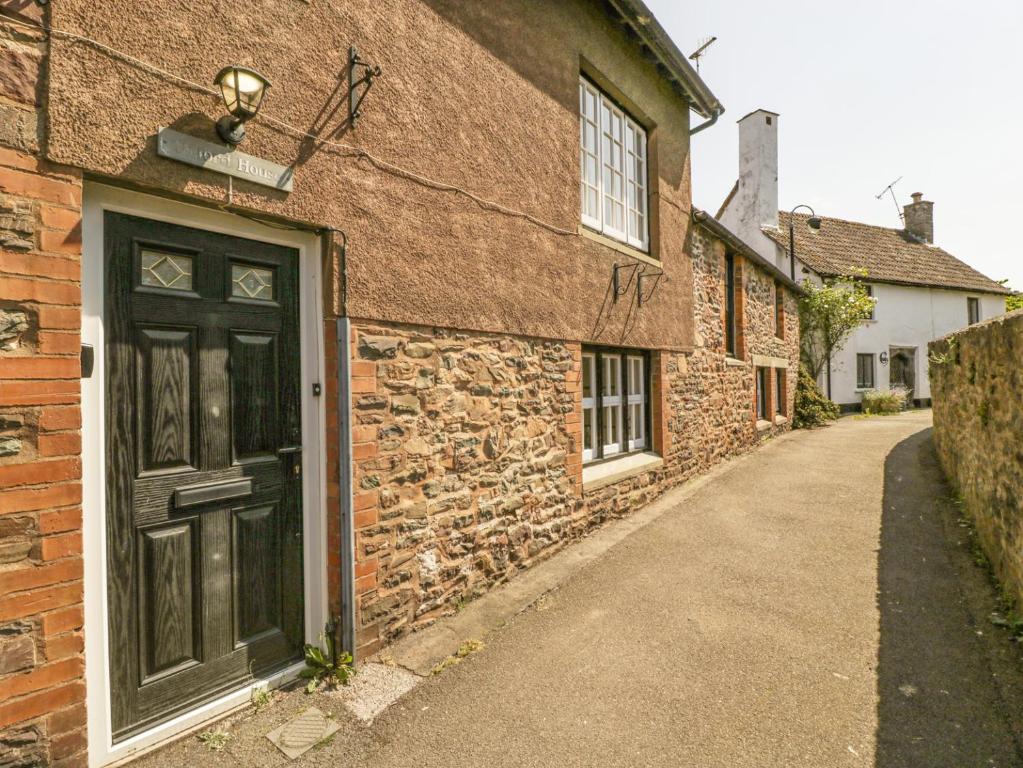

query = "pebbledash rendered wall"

[
  {"left": 930, "top": 309, "right": 1023, "bottom": 609},
  {"left": 348, "top": 225, "right": 799, "bottom": 653}
]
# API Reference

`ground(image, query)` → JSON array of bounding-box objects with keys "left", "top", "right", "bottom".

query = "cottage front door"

[
  {"left": 889, "top": 346, "right": 916, "bottom": 403},
  {"left": 104, "top": 212, "right": 304, "bottom": 740}
]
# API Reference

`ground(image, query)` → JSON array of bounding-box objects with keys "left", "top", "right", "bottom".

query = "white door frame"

[{"left": 81, "top": 183, "right": 329, "bottom": 767}]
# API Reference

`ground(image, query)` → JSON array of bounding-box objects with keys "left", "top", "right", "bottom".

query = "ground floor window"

[
  {"left": 582, "top": 347, "right": 649, "bottom": 463},
  {"left": 756, "top": 366, "right": 768, "bottom": 420},
  {"left": 775, "top": 369, "right": 786, "bottom": 416},
  {"left": 856, "top": 353, "right": 875, "bottom": 389}
]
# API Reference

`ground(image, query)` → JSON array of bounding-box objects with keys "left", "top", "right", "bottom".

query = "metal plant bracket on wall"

[
  {"left": 636, "top": 266, "right": 664, "bottom": 307},
  {"left": 349, "top": 46, "right": 382, "bottom": 129},
  {"left": 612, "top": 262, "right": 639, "bottom": 303}
]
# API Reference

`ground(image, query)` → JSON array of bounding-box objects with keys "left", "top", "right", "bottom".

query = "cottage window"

[
  {"left": 756, "top": 367, "right": 769, "bottom": 421},
  {"left": 856, "top": 353, "right": 875, "bottom": 389},
  {"left": 579, "top": 77, "right": 649, "bottom": 250},
  {"left": 581, "top": 348, "right": 649, "bottom": 463},
  {"left": 967, "top": 297, "right": 980, "bottom": 325},
  {"left": 775, "top": 369, "right": 786, "bottom": 416},
  {"left": 725, "top": 253, "right": 737, "bottom": 356},
  {"left": 864, "top": 284, "right": 875, "bottom": 320},
  {"left": 774, "top": 280, "right": 784, "bottom": 339}
]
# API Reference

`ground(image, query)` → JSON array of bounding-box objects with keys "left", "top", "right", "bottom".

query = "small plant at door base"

[
  {"left": 197, "top": 729, "right": 231, "bottom": 751},
  {"left": 860, "top": 387, "right": 908, "bottom": 415},
  {"left": 300, "top": 632, "right": 354, "bottom": 693},
  {"left": 251, "top": 687, "right": 272, "bottom": 712},
  {"left": 792, "top": 365, "right": 839, "bottom": 428}
]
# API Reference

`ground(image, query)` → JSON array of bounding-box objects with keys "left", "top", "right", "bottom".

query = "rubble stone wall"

[{"left": 930, "top": 310, "right": 1023, "bottom": 608}]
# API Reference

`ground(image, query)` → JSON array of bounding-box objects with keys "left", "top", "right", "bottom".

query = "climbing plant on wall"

[{"left": 797, "top": 273, "right": 876, "bottom": 382}]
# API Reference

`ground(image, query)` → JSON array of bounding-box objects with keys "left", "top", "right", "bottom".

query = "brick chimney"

[{"left": 904, "top": 192, "right": 933, "bottom": 243}]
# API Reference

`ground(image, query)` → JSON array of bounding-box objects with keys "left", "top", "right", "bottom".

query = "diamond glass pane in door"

[
  {"left": 140, "top": 250, "right": 192, "bottom": 291},
  {"left": 232, "top": 264, "right": 274, "bottom": 300}
]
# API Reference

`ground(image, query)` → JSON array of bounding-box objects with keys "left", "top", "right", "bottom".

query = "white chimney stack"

[{"left": 718, "top": 108, "right": 782, "bottom": 267}]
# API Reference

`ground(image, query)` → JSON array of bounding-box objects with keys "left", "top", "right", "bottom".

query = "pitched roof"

[
  {"left": 607, "top": 0, "right": 723, "bottom": 119},
  {"left": 765, "top": 212, "right": 1009, "bottom": 295}
]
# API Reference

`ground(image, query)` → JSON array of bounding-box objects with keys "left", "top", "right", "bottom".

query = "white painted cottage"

[{"left": 717, "top": 109, "right": 1009, "bottom": 409}]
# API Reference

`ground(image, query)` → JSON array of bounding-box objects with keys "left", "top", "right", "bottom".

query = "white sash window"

[
  {"left": 581, "top": 347, "right": 650, "bottom": 464},
  {"left": 581, "top": 353, "right": 597, "bottom": 463},
  {"left": 579, "top": 78, "right": 649, "bottom": 251},
  {"left": 626, "top": 355, "right": 646, "bottom": 451}
]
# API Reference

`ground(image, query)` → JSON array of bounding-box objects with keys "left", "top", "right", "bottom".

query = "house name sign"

[{"left": 156, "top": 127, "right": 294, "bottom": 192}]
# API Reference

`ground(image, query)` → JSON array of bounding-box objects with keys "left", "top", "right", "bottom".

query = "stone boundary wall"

[
  {"left": 930, "top": 309, "right": 1023, "bottom": 608},
  {"left": 0, "top": 5, "right": 87, "bottom": 767}
]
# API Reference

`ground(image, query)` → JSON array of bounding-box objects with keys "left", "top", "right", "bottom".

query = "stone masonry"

[
  {"left": 930, "top": 309, "right": 1023, "bottom": 609},
  {"left": 349, "top": 223, "right": 801, "bottom": 656},
  {"left": 0, "top": 5, "right": 87, "bottom": 768}
]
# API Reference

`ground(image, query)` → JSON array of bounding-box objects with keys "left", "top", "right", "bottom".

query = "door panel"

[
  {"left": 105, "top": 212, "right": 304, "bottom": 741},
  {"left": 137, "top": 521, "right": 200, "bottom": 682},
  {"left": 229, "top": 331, "right": 279, "bottom": 462},
  {"left": 136, "top": 326, "right": 197, "bottom": 474},
  {"left": 232, "top": 504, "right": 283, "bottom": 645}
]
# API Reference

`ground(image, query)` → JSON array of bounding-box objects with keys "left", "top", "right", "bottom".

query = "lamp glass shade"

[
  {"left": 215, "top": 66, "right": 270, "bottom": 121},
  {"left": 807, "top": 216, "right": 822, "bottom": 230}
]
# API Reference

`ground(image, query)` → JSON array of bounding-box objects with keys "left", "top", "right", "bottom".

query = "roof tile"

[{"left": 766, "top": 212, "right": 1008, "bottom": 295}]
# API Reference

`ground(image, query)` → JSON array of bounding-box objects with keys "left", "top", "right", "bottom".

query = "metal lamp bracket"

[
  {"left": 348, "top": 46, "right": 382, "bottom": 129},
  {"left": 636, "top": 266, "right": 665, "bottom": 307},
  {"left": 612, "top": 262, "right": 639, "bottom": 303}
]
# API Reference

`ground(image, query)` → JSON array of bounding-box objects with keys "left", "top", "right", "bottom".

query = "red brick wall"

[{"left": 1, "top": 5, "right": 87, "bottom": 767}]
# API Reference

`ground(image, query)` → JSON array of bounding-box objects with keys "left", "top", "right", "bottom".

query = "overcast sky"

[{"left": 647, "top": 0, "right": 1021, "bottom": 291}]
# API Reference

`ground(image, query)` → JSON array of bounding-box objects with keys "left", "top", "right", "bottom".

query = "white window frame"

[
  {"left": 582, "top": 348, "right": 650, "bottom": 464},
  {"left": 602, "top": 354, "right": 623, "bottom": 456},
  {"left": 626, "top": 355, "right": 646, "bottom": 451},
  {"left": 579, "top": 77, "right": 649, "bottom": 251},
  {"left": 581, "top": 353, "right": 597, "bottom": 463}
]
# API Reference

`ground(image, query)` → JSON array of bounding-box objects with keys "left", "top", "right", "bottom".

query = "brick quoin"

[{"left": 0, "top": 14, "right": 86, "bottom": 766}]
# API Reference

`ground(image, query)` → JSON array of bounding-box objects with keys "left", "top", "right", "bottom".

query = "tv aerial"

[
  {"left": 688, "top": 37, "right": 718, "bottom": 72},
  {"left": 875, "top": 176, "right": 905, "bottom": 222}
]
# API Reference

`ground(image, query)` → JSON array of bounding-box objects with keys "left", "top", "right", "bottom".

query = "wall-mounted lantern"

[
  {"left": 879, "top": 351, "right": 889, "bottom": 365},
  {"left": 214, "top": 65, "right": 271, "bottom": 146}
]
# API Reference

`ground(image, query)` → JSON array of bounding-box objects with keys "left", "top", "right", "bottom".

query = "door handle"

[{"left": 276, "top": 446, "right": 303, "bottom": 456}]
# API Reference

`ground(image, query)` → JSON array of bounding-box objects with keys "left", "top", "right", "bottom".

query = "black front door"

[{"left": 104, "top": 212, "right": 304, "bottom": 740}]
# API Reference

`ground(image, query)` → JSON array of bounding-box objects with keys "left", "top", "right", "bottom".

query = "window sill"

[
  {"left": 579, "top": 226, "right": 660, "bottom": 268},
  {"left": 583, "top": 451, "right": 663, "bottom": 492},
  {"left": 773, "top": 415, "right": 788, "bottom": 426},
  {"left": 725, "top": 356, "right": 747, "bottom": 368},
  {"left": 755, "top": 419, "right": 773, "bottom": 433}
]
